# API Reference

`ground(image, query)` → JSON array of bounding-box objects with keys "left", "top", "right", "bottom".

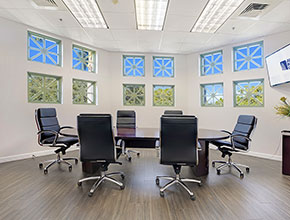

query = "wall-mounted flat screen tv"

[{"left": 266, "top": 44, "right": 290, "bottom": 87}]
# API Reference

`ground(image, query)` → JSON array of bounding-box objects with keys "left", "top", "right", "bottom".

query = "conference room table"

[{"left": 113, "top": 127, "right": 229, "bottom": 177}]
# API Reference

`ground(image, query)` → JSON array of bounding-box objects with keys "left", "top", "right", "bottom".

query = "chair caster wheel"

[
  {"left": 246, "top": 167, "right": 250, "bottom": 173},
  {"left": 217, "top": 169, "right": 221, "bottom": 175},
  {"left": 121, "top": 174, "right": 125, "bottom": 180},
  {"left": 128, "top": 157, "right": 132, "bottom": 162},
  {"left": 137, "top": 152, "right": 140, "bottom": 157},
  {"left": 69, "top": 166, "right": 72, "bottom": 172},
  {"left": 44, "top": 169, "right": 48, "bottom": 175},
  {"left": 88, "top": 192, "right": 93, "bottom": 197},
  {"left": 190, "top": 195, "right": 196, "bottom": 201},
  {"left": 240, "top": 173, "right": 244, "bottom": 179},
  {"left": 120, "top": 185, "right": 125, "bottom": 190},
  {"left": 160, "top": 191, "right": 164, "bottom": 197},
  {"left": 212, "top": 162, "right": 215, "bottom": 167},
  {"left": 75, "top": 159, "right": 78, "bottom": 165},
  {"left": 198, "top": 182, "right": 202, "bottom": 187},
  {"left": 156, "top": 178, "right": 160, "bottom": 186},
  {"left": 77, "top": 182, "right": 82, "bottom": 186},
  {"left": 39, "top": 163, "right": 43, "bottom": 169}
]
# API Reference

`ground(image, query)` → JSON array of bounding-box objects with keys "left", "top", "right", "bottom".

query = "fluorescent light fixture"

[
  {"left": 135, "top": 0, "right": 169, "bottom": 31},
  {"left": 62, "top": 0, "right": 108, "bottom": 28},
  {"left": 191, "top": 0, "right": 245, "bottom": 33}
]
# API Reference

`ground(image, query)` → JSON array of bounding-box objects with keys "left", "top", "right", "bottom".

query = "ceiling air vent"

[
  {"left": 31, "top": 0, "right": 58, "bottom": 9},
  {"left": 239, "top": 3, "right": 269, "bottom": 18}
]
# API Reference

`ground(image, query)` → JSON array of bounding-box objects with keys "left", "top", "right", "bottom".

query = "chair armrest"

[
  {"left": 230, "top": 134, "right": 251, "bottom": 150},
  {"left": 231, "top": 134, "right": 252, "bottom": 142},
  {"left": 221, "top": 130, "right": 232, "bottom": 135},
  {"left": 59, "top": 126, "right": 74, "bottom": 130},
  {"left": 59, "top": 126, "right": 77, "bottom": 137},
  {"left": 37, "top": 130, "right": 59, "bottom": 145}
]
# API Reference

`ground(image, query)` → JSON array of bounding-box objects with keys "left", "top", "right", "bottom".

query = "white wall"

[
  {"left": 0, "top": 18, "right": 112, "bottom": 159},
  {"left": 1, "top": 16, "right": 290, "bottom": 161},
  {"left": 186, "top": 30, "right": 290, "bottom": 158},
  {"left": 109, "top": 52, "right": 189, "bottom": 128}
]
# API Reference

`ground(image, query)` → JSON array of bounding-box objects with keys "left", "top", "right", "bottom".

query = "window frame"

[
  {"left": 27, "top": 72, "right": 62, "bottom": 104},
  {"left": 27, "top": 31, "right": 62, "bottom": 66},
  {"left": 123, "top": 55, "right": 145, "bottom": 77},
  {"left": 72, "top": 78, "right": 97, "bottom": 105},
  {"left": 123, "top": 84, "right": 145, "bottom": 106},
  {"left": 153, "top": 84, "right": 175, "bottom": 107},
  {"left": 200, "top": 50, "right": 223, "bottom": 76},
  {"left": 200, "top": 82, "right": 224, "bottom": 107},
  {"left": 233, "top": 78, "right": 264, "bottom": 107},
  {"left": 233, "top": 41, "right": 264, "bottom": 72},
  {"left": 153, "top": 56, "right": 175, "bottom": 78},
  {"left": 72, "top": 44, "right": 96, "bottom": 73}
]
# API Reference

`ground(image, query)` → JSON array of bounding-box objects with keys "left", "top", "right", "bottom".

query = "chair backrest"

[
  {"left": 35, "top": 108, "right": 60, "bottom": 143},
  {"left": 77, "top": 114, "right": 116, "bottom": 162},
  {"left": 232, "top": 115, "right": 257, "bottom": 150},
  {"left": 160, "top": 115, "right": 198, "bottom": 166},
  {"left": 116, "top": 110, "right": 136, "bottom": 128},
  {"left": 164, "top": 110, "right": 183, "bottom": 115}
]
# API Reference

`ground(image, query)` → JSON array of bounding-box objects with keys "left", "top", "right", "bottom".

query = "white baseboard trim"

[
  {"left": 0, "top": 146, "right": 79, "bottom": 164},
  {"left": 0, "top": 146, "right": 282, "bottom": 164},
  {"left": 209, "top": 146, "right": 282, "bottom": 161}
]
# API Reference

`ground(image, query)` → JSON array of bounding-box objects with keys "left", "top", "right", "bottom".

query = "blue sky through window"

[
  {"left": 153, "top": 57, "right": 174, "bottom": 77},
  {"left": 201, "top": 51, "right": 223, "bottom": 76},
  {"left": 123, "top": 56, "right": 145, "bottom": 76},
  {"left": 234, "top": 41, "right": 263, "bottom": 71}
]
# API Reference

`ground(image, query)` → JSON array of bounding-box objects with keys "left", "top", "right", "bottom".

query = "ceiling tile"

[
  {"left": 217, "top": 18, "right": 256, "bottom": 35},
  {"left": 103, "top": 12, "right": 136, "bottom": 29},
  {"left": 183, "top": 32, "right": 213, "bottom": 44},
  {"left": 167, "top": 0, "right": 207, "bottom": 16},
  {"left": 98, "top": 0, "right": 135, "bottom": 13},
  {"left": 164, "top": 14, "right": 196, "bottom": 32},
  {"left": 111, "top": 30, "right": 137, "bottom": 41}
]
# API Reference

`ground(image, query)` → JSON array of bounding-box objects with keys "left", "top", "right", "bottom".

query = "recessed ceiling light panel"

[
  {"left": 62, "top": 0, "right": 108, "bottom": 28},
  {"left": 135, "top": 0, "right": 169, "bottom": 31},
  {"left": 191, "top": 0, "right": 245, "bottom": 33}
]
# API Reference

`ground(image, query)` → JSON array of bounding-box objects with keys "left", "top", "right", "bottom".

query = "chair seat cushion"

[
  {"left": 43, "top": 136, "right": 78, "bottom": 147},
  {"left": 211, "top": 140, "right": 248, "bottom": 151}
]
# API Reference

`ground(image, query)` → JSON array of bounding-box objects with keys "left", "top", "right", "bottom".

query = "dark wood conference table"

[{"left": 114, "top": 127, "right": 229, "bottom": 177}]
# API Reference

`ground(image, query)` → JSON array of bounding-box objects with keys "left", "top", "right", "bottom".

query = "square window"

[
  {"left": 234, "top": 41, "right": 264, "bottom": 71},
  {"left": 153, "top": 56, "right": 174, "bottom": 77},
  {"left": 73, "top": 79, "right": 97, "bottom": 105},
  {"left": 72, "top": 45, "right": 96, "bottom": 73},
  {"left": 233, "top": 79, "right": 264, "bottom": 107},
  {"left": 28, "top": 31, "right": 61, "bottom": 66},
  {"left": 200, "top": 50, "right": 223, "bottom": 76},
  {"left": 123, "top": 55, "right": 145, "bottom": 76},
  {"left": 27, "top": 72, "right": 62, "bottom": 103},
  {"left": 200, "top": 83, "right": 223, "bottom": 107},
  {"left": 123, "top": 84, "right": 145, "bottom": 106},
  {"left": 153, "top": 85, "right": 175, "bottom": 106}
]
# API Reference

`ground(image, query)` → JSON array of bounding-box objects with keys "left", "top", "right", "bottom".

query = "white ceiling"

[{"left": 0, "top": 0, "right": 290, "bottom": 54}]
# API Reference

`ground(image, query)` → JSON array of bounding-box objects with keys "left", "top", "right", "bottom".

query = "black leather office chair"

[
  {"left": 116, "top": 110, "right": 140, "bottom": 161},
  {"left": 156, "top": 115, "right": 201, "bottom": 200},
  {"left": 35, "top": 108, "right": 78, "bottom": 174},
  {"left": 164, "top": 110, "right": 183, "bottom": 115},
  {"left": 211, "top": 115, "right": 257, "bottom": 178},
  {"left": 77, "top": 114, "right": 125, "bottom": 197}
]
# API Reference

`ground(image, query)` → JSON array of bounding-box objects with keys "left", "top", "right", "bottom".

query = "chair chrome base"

[
  {"left": 119, "top": 140, "right": 140, "bottom": 161},
  {"left": 39, "top": 153, "right": 78, "bottom": 174},
  {"left": 77, "top": 171, "right": 125, "bottom": 197},
  {"left": 212, "top": 156, "right": 250, "bottom": 179},
  {"left": 156, "top": 174, "right": 201, "bottom": 200}
]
